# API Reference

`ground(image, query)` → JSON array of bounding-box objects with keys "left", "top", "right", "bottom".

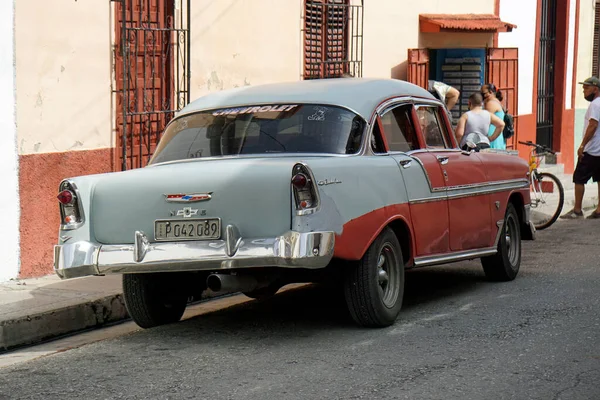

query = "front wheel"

[
  {"left": 344, "top": 228, "right": 405, "bottom": 327},
  {"left": 530, "top": 172, "right": 564, "bottom": 230},
  {"left": 481, "top": 203, "right": 521, "bottom": 281}
]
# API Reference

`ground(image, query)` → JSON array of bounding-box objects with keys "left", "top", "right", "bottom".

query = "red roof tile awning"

[{"left": 419, "top": 14, "right": 517, "bottom": 33}]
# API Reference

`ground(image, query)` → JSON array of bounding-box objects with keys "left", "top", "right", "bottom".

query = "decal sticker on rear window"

[{"left": 212, "top": 104, "right": 298, "bottom": 116}]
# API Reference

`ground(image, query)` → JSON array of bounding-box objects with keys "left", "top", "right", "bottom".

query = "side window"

[
  {"left": 416, "top": 106, "right": 447, "bottom": 148},
  {"left": 380, "top": 105, "right": 418, "bottom": 152}
]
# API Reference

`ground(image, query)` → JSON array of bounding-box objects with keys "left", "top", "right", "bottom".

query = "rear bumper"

[{"left": 54, "top": 229, "right": 335, "bottom": 279}]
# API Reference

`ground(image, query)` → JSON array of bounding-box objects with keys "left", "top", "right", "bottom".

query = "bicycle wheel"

[{"left": 529, "top": 172, "right": 564, "bottom": 230}]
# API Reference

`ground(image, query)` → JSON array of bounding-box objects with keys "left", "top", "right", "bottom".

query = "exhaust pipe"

[{"left": 206, "top": 273, "right": 259, "bottom": 293}]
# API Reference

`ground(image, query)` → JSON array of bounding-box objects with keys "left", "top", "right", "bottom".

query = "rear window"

[{"left": 149, "top": 104, "right": 366, "bottom": 164}]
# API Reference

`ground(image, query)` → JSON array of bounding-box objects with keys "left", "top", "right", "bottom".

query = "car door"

[
  {"left": 376, "top": 103, "right": 450, "bottom": 256},
  {"left": 414, "top": 105, "right": 493, "bottom": 251}
]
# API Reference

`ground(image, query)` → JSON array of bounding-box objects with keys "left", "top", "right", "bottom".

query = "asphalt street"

[{"left": 0, "top": 219, "right": 599, "bottom": 400}]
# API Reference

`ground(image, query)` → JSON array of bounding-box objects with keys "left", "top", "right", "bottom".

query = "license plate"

[{"left": 154, "top": 218, "right": 221, "bottom": 241}]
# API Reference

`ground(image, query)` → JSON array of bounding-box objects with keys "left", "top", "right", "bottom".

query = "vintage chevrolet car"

[{"left": 54, "top": 78, "right": 535, "bottom": 329}]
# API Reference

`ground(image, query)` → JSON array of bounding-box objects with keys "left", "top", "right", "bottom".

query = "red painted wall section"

[
  {"left": 557, "top": 109, "right": 575, "bottom": 173},
  {"left": 19, "top": 149, "right": 113, "bottom": 278},
  {"left": 515, "top": 114, "right": 537, "bottom": 160}
]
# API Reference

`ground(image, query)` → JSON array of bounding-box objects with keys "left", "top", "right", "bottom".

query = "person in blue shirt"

[{"left": 481, "top": 83, "right": 506, "bottom": 149}]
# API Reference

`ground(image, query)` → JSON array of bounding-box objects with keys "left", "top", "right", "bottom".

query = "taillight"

[
  {"left": 57, "top": 190, "right": 74, "bottom": 205},
  {"left": 291, "top": 164, "right": 319, "bottom": 215},
  {"left": 291, "top": 173, "right": 308, "bottom": 189},
  {"left": 57, "top": 180, "right": 83, "bottom": 229}
]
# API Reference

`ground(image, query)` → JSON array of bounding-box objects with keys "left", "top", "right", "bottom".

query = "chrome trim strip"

[
  {"left": 59, "top": 180, "right": 86, "bottom": 231},
  {"left": 413, "top": 247, "right": 497, "bottom": 268},
  {"left": 409, "top": 179, "right": 530, "bottom": 204},
  {"left": 54, "top": 229, "right": 335, "bottom": 279},
  {"left": 445, "top": 178, "right": 529, "bottom": 192}
]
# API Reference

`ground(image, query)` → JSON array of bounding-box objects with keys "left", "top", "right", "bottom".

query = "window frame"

[{"left": 414, "top": 105, "right": 451, "bottom": 150}]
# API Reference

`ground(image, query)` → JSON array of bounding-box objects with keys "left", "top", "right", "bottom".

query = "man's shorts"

[{"left": 573, "top": 152, "right": 600, "bottom": 184}]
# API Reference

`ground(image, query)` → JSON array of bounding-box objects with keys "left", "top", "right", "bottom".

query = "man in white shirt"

[{"left": 561, "top": 76, "right": 600, "bottom": 219}]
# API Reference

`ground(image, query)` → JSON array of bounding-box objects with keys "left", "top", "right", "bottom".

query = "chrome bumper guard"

[
  {"left": 523, "top": 204, "right": 536, "bottom": 240},
  {"left": 54, "top": 229, "right": 335, "bottom": 279}
]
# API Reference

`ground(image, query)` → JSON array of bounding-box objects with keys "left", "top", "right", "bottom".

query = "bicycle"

[{"left": 518, "top": 141, "right": 565, "bottom": 230}]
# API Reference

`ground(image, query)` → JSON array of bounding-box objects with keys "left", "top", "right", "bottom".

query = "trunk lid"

[{"left": 91, "top": 158, "right": 304, "bottom": 244}]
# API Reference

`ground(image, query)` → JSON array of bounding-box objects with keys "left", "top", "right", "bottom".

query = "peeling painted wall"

[
  {"left": 362, "top": 0, "right": 496, "bottom": 80},
  {"left": 0, "top": 0, "right": 19, "bottom": 281},
  {"left": 15, "top": 0, "right": 113, "bottom": 155},
  {"left": 189, "top": 0, "right": 301, "bottom": 99}
]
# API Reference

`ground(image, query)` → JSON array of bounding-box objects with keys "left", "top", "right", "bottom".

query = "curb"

[
  {"left": 0, "top": 294, "right": 128, "bottom": 352},
  {"left": 0, "top": 289, "right": 233, "bottom": 352}
]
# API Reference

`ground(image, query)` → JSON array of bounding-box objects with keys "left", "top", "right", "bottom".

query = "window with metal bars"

[
  {"left": 302, "top": 0, "right": 363, "bottom": 79},
  {"left": 593, "top": 4, "right": 600, "bottom": 77}
]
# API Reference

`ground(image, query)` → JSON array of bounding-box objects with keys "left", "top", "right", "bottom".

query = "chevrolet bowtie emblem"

[
  {"left": 176, "top": 207, "right": 198, "bottom": 218},
  {"left": 164, "top": 193, "right": 212, "bottom": 203}
]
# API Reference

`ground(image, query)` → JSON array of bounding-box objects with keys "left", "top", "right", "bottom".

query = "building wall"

[
  {"left": 15, "top": 0, "right": 304, "bottom": 278},
  {"left": 15, "top": 1, "right": 114, "bottom": 277},
  {"left": 189, "top": 0, "right": 301, "bottom": 99},
  {"left": 362, "top": 0, "right": 496, "bottom": 79},
  {"left": 0, "top": 0, "right": 19, "bottom": 282},
  {"left": 574, "top": 0, "right": 597, "bottom": 163}
]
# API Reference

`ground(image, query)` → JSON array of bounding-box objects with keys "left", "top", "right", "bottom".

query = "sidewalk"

[
  {"left": 537, "top": 165, "right": 599, "bottom": 214},
  {"left": 1, "top": 169, "right": 598, "bottom": 353},
  {"left": 0, "top": 275, "right": 125, "bottom": 351},
  {"left": 0, "top": 274, "right": 229, "bottom": 352}
]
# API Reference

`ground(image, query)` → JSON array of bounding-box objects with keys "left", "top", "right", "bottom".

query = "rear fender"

[{"left": 293, "top": 157, "right": 412, "bottom": 261}]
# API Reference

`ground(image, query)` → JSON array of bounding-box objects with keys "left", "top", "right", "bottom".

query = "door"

[
  {"left": 114, "top": 0, "right": 191, "bottom": 170},
  {"left": 375, "top": 103, "right": 449, "bottom": 256},
  {"left": 487, "top": 47, "right": 519, "bottom": 149},
  {"left": 414, "top": 105, "right": 492, "bottom": 251},
  {"left": 536, "top": 0, "right": 557, "bottom": 148},
  {"left": 407, "top": 48, "right": 429, "bottom": 90}
]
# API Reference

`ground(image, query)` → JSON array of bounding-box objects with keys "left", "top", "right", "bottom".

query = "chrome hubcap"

[
  {"left": 505, "top": 214, "right": 519, "bottom": 268},
  {"left": 377, "top": 243, "right": 400, "bottom": 308}
]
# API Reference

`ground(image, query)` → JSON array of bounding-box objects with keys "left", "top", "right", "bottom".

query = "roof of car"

[{"left": 177, "top": 78, "right": 436, "bottom": 119}]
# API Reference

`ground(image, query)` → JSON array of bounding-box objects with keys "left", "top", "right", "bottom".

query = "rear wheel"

[
  {"left": 344, "top": 228, "right": 405, "bottom": 327},
  {"left": 123, "top": 273, "right": 188, "bottom": 329},
  {"left": 481, "top": 203, "right": 521, "bottom": 281},
  {"left": 530, "top": 172, "right": 564, "bottom": 230}
]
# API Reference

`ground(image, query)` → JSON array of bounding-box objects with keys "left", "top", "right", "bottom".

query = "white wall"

[
  {"left": 498, "top": 0, "right": 537, "bottom": 115},
  {"left": 0, "top": 0, "right": 20, "bottom": 281},
  {"left": 15, "top": 0, "right": 113, "bottom": 155},
  {"left": 575, "top": 0, "right": 597, "bottom": 109},
  {"left": 189, "top": 0, "right": 301, "bottom": 99},
  {"left": 363, "top": 0, "right": 495, "bottom": 79}
]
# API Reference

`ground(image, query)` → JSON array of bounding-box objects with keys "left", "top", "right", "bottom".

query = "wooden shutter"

[
  {"left": 407, "top": 49, "right": 429, "bottom": 89},
  {"left": 593, "top": 5, "right": 600, "bottom": 77},
  {"left": 325, "top": 1, "right": 348, "bottom": 77},
  {"left": 303, "top": 0, "right": 349, "bottom": 79},
  {"left": 487, "top": 47, "right": 519, "bottom": 149},
  {"left": 304, "top": 1, "right": 324, "bottom": 79}
]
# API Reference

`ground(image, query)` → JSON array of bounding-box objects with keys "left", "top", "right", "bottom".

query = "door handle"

[
  {"left": 436, "top": 156, "right": 449, "bottom": 165},
  {"left": 399, "top": 160, "right": 412, "bottom": 168}
]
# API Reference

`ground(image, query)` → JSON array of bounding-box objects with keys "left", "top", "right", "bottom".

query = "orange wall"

[{"left": 19, "top": 149, "right": 113, "bottom": 278}]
